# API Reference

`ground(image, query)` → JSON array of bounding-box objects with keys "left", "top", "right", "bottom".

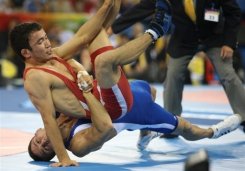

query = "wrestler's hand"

[
  {"left": 49, "top": 159, "right": 79, "bottom": 167},
  {"left": 77, "top": 71, "right": 94, "bottom": 93},
  {"left": 220, "top": 45, "right": 233, "bottom": 59}
]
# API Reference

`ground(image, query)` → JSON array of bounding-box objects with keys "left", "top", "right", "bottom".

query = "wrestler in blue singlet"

[
  {"left": 66, "top": 80, "right": 179, "bottom": 147},
  {"left": 114, "top": 80, "right": 178, "bottom": 133}
]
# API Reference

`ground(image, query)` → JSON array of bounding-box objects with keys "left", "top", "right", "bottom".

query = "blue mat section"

[{"left": 0, "top": 87, "right": 37, "bottom": 113}]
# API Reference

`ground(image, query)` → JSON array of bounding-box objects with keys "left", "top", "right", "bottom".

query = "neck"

[{"left": 25, "top": 56, "right": 54, "bottom": 67}]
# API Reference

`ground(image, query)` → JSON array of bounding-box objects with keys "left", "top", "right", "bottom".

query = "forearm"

[
  {"left": 67, "top": 59, "right": 87, "bottom": 73},
  {"left": 82, "top": 92, "right": 114, "bottom": 133},
  {"left": 103, "top": 0, "right": 121, "bottom": 29},
  {"left": 75, "top": 0, "right": 113, "bottom": 41},
  {"left": 69, "top": 92, "right": 116, "bottom": 157},
  {"left": 44, "top": 117, "right": 70, "bottom": 162},
  {"left": 54, "top": 1, "right": 113, "bottom": 59}
]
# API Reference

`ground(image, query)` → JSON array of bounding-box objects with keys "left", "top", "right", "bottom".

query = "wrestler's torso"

[
  {"left": 56, "top": 113, "right": 78, "bottom": 142},
  {"left": 24, "top": 58, "right": 87, "bottom": 118}
]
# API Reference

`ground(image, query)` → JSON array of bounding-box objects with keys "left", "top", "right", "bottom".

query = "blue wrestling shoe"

[
  {"left": 211, "top": 114, "right": 242, "bottom": 138},
  {"left": 137, "top": 130, "right": 162, "bottom": 151},
  {"left": 155, "top": 0, "right": 171, "bottom": 11},
  {"left": 154, "top": 0, "right": 172, "bottom": 34},
  {"left": 146, "top": 0, "right": 172, "bottom": 41}
]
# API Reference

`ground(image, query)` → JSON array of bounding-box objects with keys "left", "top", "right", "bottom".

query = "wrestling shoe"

[
  {"left": 241, "top": 121, "right": 245, "bottom": 133},
  {"left": 146, "top": 0, "right": 172, "bottom": 41},
  {"left": 211, "top": 114, "right": 242, "bottom": 138},
  {"left": 137, "top": 130, "right": 162, "bottom": 151}
]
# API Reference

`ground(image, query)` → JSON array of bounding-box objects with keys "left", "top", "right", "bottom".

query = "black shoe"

[
  {"left": 160, "top": 134, "right": 179, "bottom": 139},
  {"left": 184, "top": 149, "right": 209, "bottom": 171},
  {"left": 241, "top": 121, "right": 245, "bottom": 133}
]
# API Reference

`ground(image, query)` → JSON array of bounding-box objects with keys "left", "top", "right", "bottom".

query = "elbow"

[
  {"left": 104, "top": 122, "right": 115, "bottom": 133},
  {"left": 102, "top": 123, "right": 117, "bottom": 139}
]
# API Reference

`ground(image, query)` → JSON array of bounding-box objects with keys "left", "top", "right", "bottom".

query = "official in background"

[{"left": 111, "top": 0, "right": 245, "bottom": 137}]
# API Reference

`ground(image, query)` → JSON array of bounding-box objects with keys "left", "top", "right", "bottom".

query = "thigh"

[
  {"left": 98, "top": 69, "right": 133, "bottom": 120},
  {"left": 206, "top": 47, "right": 235, "bottom": 78},
  {"left": 166, "top": 55, "right": 193, "bottom": 81},
  {"left": 88, "top": 29, "right": 121, "bottom": 88}
]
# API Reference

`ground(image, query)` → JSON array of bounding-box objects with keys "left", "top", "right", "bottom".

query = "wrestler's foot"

[
  {"left": 154, "top": 0, "right": 171, "bottom": 34},
  {"left": 137, "top": 130, "right": 162, "bottom": 151},
  {"left": 211, "top": 114, "right": 242, "bottom": 138},
  {"left": 155, "top": 0, "right": 171, "bottom": 12},
  {"left": 146, "top": 0, "right": 171, "bottom": 41}
]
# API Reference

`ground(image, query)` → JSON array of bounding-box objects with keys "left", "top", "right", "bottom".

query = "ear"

[{"left": 21, "top": 49, "right": 31, "bottom": 59}]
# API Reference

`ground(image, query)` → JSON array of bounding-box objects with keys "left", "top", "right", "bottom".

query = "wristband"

[{"left": 145, "top": 29, "right": 158, "bottom": 41}]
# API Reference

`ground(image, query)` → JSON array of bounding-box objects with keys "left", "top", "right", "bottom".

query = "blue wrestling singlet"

[
  {"left": 65, "top": 80, "right": 178, "bottom": 147},
  {"left": 114, "top": 80, "right": 178, "bottom": 133}
]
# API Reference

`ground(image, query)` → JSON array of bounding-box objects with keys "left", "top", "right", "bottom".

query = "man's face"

[
  {"left": 28, "top": 29, "right": 53, "bottom": 62},
  {"left": 31, "top": 128, "right": 54, "bottom": 158}
]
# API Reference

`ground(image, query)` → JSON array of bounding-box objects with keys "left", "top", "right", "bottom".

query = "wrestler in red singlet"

[{"left": 23, "top": 52, "right": 133, "bottom": 120}]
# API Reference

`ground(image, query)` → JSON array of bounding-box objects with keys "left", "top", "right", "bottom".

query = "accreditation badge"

[{"left": 204, "top": 9, "right": 220, "bottom": 22}]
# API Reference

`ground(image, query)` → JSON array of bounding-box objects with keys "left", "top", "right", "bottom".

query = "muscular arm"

[
  {"left": 103, "top": 0, "right": 121, "bottom": 30},
  {"left": 61, "top": 59, "right": 117, "bottom": 156},
  {"left": 66, "top": 59, "right": 87, "bottom": 73},
  {"left": 53, "top": 0, "right": 114, "bottom": 59},
  {"left": 25, "top": 71, "right": 74, "bottom": 166},
  {"left": 69, "top": 92, "right": 117, "bottom": 157}
]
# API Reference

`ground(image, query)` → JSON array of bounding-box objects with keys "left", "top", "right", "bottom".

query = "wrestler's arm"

[
  {"left": 66, "top": 59, "right": 94, "bottom": 92},
  {"left": 102, "top": 0, "right": 121, "bottom": 30},
  {"left": 24, "top": 71, "right": 77, "bottom": 167},
  {"left": 53, "top": 0, "right": 113, "bottom": 59},
  {"left": 66, "top": 59, "right": 87, "bottom": 73},
  {"left": 69, "top": 92, "right": 117, "bottom": 157}
]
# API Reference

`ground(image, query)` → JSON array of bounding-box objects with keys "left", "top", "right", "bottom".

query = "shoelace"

[{"left": 155, "top": 10, "right": 165, "bottom": 23}]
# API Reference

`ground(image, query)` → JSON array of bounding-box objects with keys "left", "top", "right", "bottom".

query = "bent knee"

[{"left": 94, "top": 55, "right": 109, "bottom": 69}]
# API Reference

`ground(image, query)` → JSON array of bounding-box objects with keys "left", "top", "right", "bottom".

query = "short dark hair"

[
  {"left": 28, "top": 137, "right": 55, "bottom": 161},
  {"left": 9, "top": 22, "right": 42, "bottom": 61}
]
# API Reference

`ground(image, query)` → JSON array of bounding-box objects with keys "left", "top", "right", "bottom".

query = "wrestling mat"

[{"left": 0, "top": 85, "right": 245, "bottom": 171}]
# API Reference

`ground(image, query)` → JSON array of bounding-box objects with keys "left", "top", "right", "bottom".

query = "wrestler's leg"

[
  {"left": 88, "top": 29, "right": 153, "bottom": 88},
  {"left": 135, "top": 82, "right": 241, "bottom": 150},
  {"left": 172, "top": 114, "right": 242, "bottom": 140},
  {"left": 138, "top": 113, "right": 241, "bottom": 150},
  {"left": 172, "top": 117, "right": 213, "bottom": 140}
]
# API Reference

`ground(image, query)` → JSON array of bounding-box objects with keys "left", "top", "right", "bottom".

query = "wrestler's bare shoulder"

[
  {"left": 24, "top": 66, "right": 70, "bottom": 89},
  {"left": 24, "top": 69, "right": 51, "bottom": 92},
  {"left": 24, "top": 68, "right": 87, "bottom": 118}
]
